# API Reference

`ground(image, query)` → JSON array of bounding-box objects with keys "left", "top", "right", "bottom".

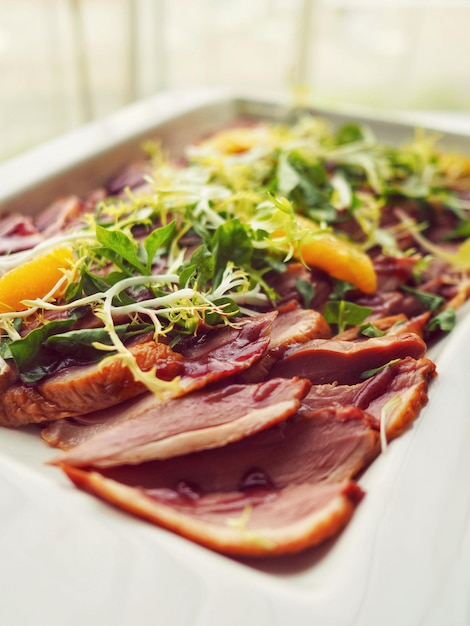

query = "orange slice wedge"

[
  {"left": 0, "top": 247, "right": 74, "bottom": 313},
  {"left": 275, "top": 215, "right": 377, "bottom": 295}
]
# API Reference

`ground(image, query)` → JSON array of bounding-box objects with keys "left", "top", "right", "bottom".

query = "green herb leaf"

[
  {"left": 323, "top": 300, "right": 373, "bottom": 333},
  {"left": 8, "top": 318, "right": 153, "bottom": 384},
  {"left": 427, "top": 308, "right": 456, "bottom": 333},
  {"left": 66, "top": 269, "right": 107, "bottom": 301},
  {"left": 46, "top": 324, "right": 151, "bottom": 360},
  {"left": 402, "top": 285, "right": 444, "bottom": 312},
  {"left": 9, "top": 319, "right": 78, "bottom": 383},
  {"left": 329, "top": 279, "right": 355, "bottom": 300},
  {"left": 295, "top": 278, "right": 315, "bottom": 309},
  {"left": 277, "top": 152, "right": 301, "bottom": 196},
  {"left": 189, "top": 245, "right": 214, "bottom": 291},
  {"left": 359, "top": 322, "right": 386, "bottom": 338},
  {"left": 278, "top": 152, "right": 337, "bottom": 222},
  {"left": 445, "top": 218, "right": 470, "bottom": 241},
  {"left": 144, "top": 221, "right": 176, "bottom": 271},
  {"left": 178, "top": 263, "right": 196, "bottom": 289},
  {"left": 211, "top": 219, "right": 253, "bottom": 288},
  {"left": 335, "top": 123, "right": 372, "bottom": 146},
  {"left": 361, "top": 358, "right": 401, "bottom": 379},
  {"left": 95, "top": 224, "right": 147, "bottom": 274}
]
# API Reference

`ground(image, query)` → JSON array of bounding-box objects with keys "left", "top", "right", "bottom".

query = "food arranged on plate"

[{"left": 1, "top": 114, "right": 470, "bottom": 556}]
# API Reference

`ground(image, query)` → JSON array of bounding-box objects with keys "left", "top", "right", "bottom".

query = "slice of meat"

[
  {"left": 0, "top": 340, "right": 181, "bottom": 428},
  {"left": 48, "top": 377, "right": 311, "bottom": 467},
  {"left": 372, "top": 253, "right": 417, "bottom": 292},
  {"left": 41, "top": 395, "right": 158, "bottom": 450},
  {"left": 333, "top": 312, "right": 431, "bottom": 341},
  {"left": 351, "top": 290, "right": 424, "bottom": 319},
  {"left": 269, "top": 332, "right": 427, "bottom": 385},
  {"left": 1, "top": 313, "right": 275, "bottom": 428},
  {"left": 262, "top": 306, "right": 332, "bottom": 355},
  {"left": 239, "top": 306, "right": 332, "bottom": 383},
  {"left": 61, "top": 464, "right": 364, "bottom": 557},
  {"left": 299, "top": 356, "right": 437, "bottom": 441},
  {"left": 72, "top": 405, "right": 379, "bottom": 493},
  {"left": 0, "top": 213, "right": 44, "bottom": 253},
  {"left": 176, "top": 312, "right": 276, "bottom": 386},
  {"left": 358, "top": 357, "right": 436, "bottom": 441},
  {"left": 34, "top": 195, "right": 87, "bottom": 237},
  {"left": 106, "top": 162, "right": 148, "bottom": 195},
  {"left": 267, "top": 262, "right": 332, "bottom": 310}
]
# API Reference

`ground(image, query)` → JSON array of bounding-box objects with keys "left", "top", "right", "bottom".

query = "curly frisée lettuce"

[
  {"left": 0, "top": 205, "right": 268, "bottom": 388},
  {"left": 1, "top": 114, "right": 470, "bottom": 391}
]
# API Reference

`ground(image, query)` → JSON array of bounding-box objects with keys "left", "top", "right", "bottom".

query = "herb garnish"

[{"left": 0, "top": 114, "right": 468, "bottom": 392}]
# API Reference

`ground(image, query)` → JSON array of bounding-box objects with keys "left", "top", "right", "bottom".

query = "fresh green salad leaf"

[
  {"left": 95, "top": 224, "right": 147, "bottom": 275},
  {"left": 211, "top": 219, "right": 254, "bottom": 288},
  {"left": 427, "top": 308, "right": 456, "bottom": 333},
  {"left": 295, "top": 278, "right": 316, "bottom": 309},
  {"left": 361, "top": 358, "right": 401, "bottom": 379},
  {"left": 359, "top": 322, "right": 386, "bottom": 338},
  {"left": 323, "top": 300, "right": 373, "bottom": 334},
  {"left": 402, "top": 285, "right": 444, "bottom": 312},
  {"left": 8, "top": 319, "right": 78, "bottom": 383},
  {"left": 45, "top": 323, "right": 152, "bottom": 359},
  {"left": 144, "top": 221, "right": 176, "bottom": 271}
]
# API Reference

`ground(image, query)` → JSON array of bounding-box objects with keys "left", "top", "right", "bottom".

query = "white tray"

[{"left": 1, "top": 88, "right": 470, "bottom": 626}]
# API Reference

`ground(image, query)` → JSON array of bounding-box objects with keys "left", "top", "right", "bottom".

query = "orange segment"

[
  {"left": 275, "top": 214, "right": 377, "bottom": 295},
  {"left": 295, "top": 230, "right": 377, "bottom": 294},
  {"left": 200, "top": 127, "right": 272, "bottom": 155},
  {"left": 0, "top": 247, "right": 74, "bottom": 313}
]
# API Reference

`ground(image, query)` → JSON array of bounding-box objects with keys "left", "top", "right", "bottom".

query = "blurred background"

[{"left": 2, "top": 0, "right": 470, "bottom": 162}]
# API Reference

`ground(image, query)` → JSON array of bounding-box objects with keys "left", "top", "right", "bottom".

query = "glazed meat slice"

[
  {"left": 54, "top": 392, "right": 377, "bottom": 555},
  {"left": 48, "top": 377, "right": 311, "bottom": 467},
  {"left": 372, "top": 254, "right": 417, "bottom": 292},
  {"left": 106, "top": 161, "right": 148, "bottom": 195},
  {"left": 0, "top": 213, "right": 44, "bottom": 253},
  {"left": 299, "top": 356, "right": 437, "bottom": 441},
  {"left": 361, "top": 357, "right": 436, "bottom": 440},
  {"left": 177, "top": 312, "right": 275, "bottom": 386},
  {"left": 0, "top": 340, "right": 180, "bottom": 428},
  {"left": 34, "top": 195, "right": 87, "bottom": 237},
  {"left": 265, "top": 307, "right": 332, "bottom": 352},
  {"left": 333, "top": 312, "right": 431, "bottom": 341},
  {"left": 269, "top": 332, "right": 427, "bottom": 384},
  {"left": 63, "top": 404, "right": 379, "bottom": 489},
  {"left": 267, "top": 262, "right": 333, "bottom": 310},
  {"left": 1, "top": 313, "right": 275, "bottom": 428},
  {"left": 239, "top": 306, "right": 332, "bottom": 383},
  {"left": 62, "top": 464, "right": 364, "bottom": 557}
]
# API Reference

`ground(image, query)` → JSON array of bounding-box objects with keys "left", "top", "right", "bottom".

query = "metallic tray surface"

[{"left": 1, "top": 89, "right": 470, "bottom": 626}]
